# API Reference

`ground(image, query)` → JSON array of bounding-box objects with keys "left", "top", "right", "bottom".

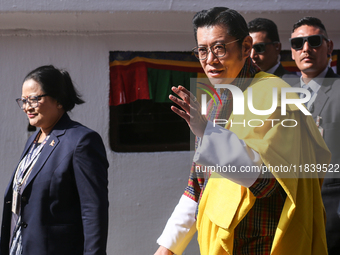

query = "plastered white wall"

[
  {"left": 0, "top": 1, "right": 339, "bottom": 255},
  {"left": 0, "top": 0, "right": 339, "bottom": 12},
  {"left": 0, "top": 31, "right": 200, "bottom": 254}
]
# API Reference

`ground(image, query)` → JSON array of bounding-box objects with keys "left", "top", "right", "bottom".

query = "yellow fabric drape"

[{"left": 197, "top": 72, "right": 330, "bottom": 255}]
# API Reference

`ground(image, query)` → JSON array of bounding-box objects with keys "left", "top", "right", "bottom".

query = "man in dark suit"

[
  {"left": 290, "top": 16, "right": 340, "bottom": 255},
  {"left": 248, "top": 18, "right": 292, "bottom": 77}
]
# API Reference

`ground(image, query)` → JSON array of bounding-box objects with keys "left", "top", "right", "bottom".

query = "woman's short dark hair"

[
  {"left": 24, "top": 65, "right": 84, "bottom": 112},
  {"left": 193, "top": 7, "right": 249, "bottom": 48}
]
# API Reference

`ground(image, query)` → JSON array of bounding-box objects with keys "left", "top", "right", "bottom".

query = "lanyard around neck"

[{"left": 16, "top": 132, "right": 50, "bottom": 185}]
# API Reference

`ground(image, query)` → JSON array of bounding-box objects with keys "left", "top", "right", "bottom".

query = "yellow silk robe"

[{"left": 196, "top": 72, "right": 331, "bottom": 255}]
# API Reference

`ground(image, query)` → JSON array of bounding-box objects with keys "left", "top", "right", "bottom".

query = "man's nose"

[
  {"left": 250, "top": 48, "right": 257, "bottom": 59},
  {"left": 206, "top": 50, "right": 218, "bottom": 64},
  {"left": 302, "top": 40, "right": 310, "bottom": 52}
]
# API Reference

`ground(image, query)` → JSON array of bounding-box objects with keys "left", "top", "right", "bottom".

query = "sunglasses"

[
  {"left": 252, "top": 41, "right": 279, "bottom": 54},
  {"left": 290, "top": 35, "right": 329, "bottom": 50}
]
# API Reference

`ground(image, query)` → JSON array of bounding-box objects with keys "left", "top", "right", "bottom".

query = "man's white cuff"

[{"left": 157, "top": 195, "right": 197, "bottom": 255}]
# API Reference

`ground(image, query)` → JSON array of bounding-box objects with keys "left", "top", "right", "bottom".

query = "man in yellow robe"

[
  {"left": 196, "top": 73, "right": 330, "bottom": 255},
  {"left": 155, "top": 7, "right": 330, "bottom": 255}
]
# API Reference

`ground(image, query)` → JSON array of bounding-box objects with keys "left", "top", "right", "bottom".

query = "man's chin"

[
  {"left": 208, "top": 77, "right": 235, "bottom": 85},
  {"left": 300, "top": 66, "right": 319, "bottom": 75}
]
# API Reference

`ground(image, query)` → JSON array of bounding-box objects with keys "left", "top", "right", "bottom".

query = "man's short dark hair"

[
  {"left": 193, "top": 7, "right": 249, "bottom": 48},
  {"left": 292, "top": 17, "right": 328, "bottom": 38},
  {"left": 247, "top": 18, "right": 280, "bottom": 42}
]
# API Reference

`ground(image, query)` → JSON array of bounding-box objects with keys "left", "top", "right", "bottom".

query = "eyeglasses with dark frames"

[
  {"left": 192, "top": 39, "right": 240, "bottom": 60},
  {"left": 289, "top": 34, "right": 329, "bottom": 50},
  {"left": 252, "top": 41, "right": 279, "bottom": 54},
  {"left": 16, "top": 94, "right": 48, "bottom": 109}
]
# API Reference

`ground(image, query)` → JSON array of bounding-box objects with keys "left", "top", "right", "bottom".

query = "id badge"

[
  {"left": 318, "top": 126, "right": 324, "bottom": 137},
  {"left": 12, "top": 190, "right": 21, "bottom": 215},
  {"left": 316, "top": 116, "right": 323, "bottom": 137}
]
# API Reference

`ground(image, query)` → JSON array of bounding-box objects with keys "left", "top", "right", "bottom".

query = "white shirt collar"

[
  {"left": 266, "top": 62, "right": 280, "bottom": 75},
  {"left": 300, "top": 66, "right": 329, "bottom": 93}
]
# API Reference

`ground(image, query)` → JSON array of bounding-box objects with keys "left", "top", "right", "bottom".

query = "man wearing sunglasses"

[
  {"left": 291, "top": 16, "right": 340, "bottom": 255},
  {"left": 248, "top": 18, "right": 292, "bottom": 77}
]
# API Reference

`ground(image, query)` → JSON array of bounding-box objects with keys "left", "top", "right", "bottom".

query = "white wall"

[
  {"left": 0, "top": 0, "right": 339, "bottom": 12},
  {"left": 0, "top": 30, "right": 200, "bottom": 254},
  {"left": 0, "top": 1, "right": 339, "bottom": 254}
]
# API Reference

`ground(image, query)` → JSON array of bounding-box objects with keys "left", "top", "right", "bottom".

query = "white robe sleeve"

[
  {"left": 193, "top": 121, "right": 262, "bottom": 187},
  {"left": 156, "top": 195, "right": 197, "bottom": 255},
  {"left": 157, "top": 121, "right": 263, "bottom": 253}
]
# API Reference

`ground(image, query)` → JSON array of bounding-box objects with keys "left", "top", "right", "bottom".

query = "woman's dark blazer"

[{"left": 0, "top": 113, "right": 109, "bottom": 255}]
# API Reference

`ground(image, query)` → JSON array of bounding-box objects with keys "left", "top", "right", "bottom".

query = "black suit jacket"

[
  {"left": 273, "top": 63, "right": 294, "bottom": 77},
  {"left": 0, "top": 113, "right": 109, "bottom": 255},
  {"left": 293, "top": 68, "right": 340, "bottom": 255}
]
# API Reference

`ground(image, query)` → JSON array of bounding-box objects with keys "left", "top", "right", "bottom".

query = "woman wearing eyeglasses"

[{"left": 0, "top": 65, "right": 109, "bottom": 255}]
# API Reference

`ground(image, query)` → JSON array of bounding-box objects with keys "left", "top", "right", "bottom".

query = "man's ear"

[
  {"left": 276, "top": 42, "right": 282, "bottom": 53},
  {"left": 327, "top": 39, "right": 334, "bottom": 56},
  {"left": 242, "top": 35, "right": 253, "bottom": 59}
]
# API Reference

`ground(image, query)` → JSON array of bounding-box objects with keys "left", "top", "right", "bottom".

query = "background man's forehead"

[{"left": 292, "top": 25, "right": 324, "bottom": 36}]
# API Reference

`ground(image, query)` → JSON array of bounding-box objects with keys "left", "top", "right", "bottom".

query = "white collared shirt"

[
  {"left": 300, "top": 67, "right": 328, "bottom": 110},
  {"left": 266, "top": 62, "right": 280, "bottom": 75}
]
